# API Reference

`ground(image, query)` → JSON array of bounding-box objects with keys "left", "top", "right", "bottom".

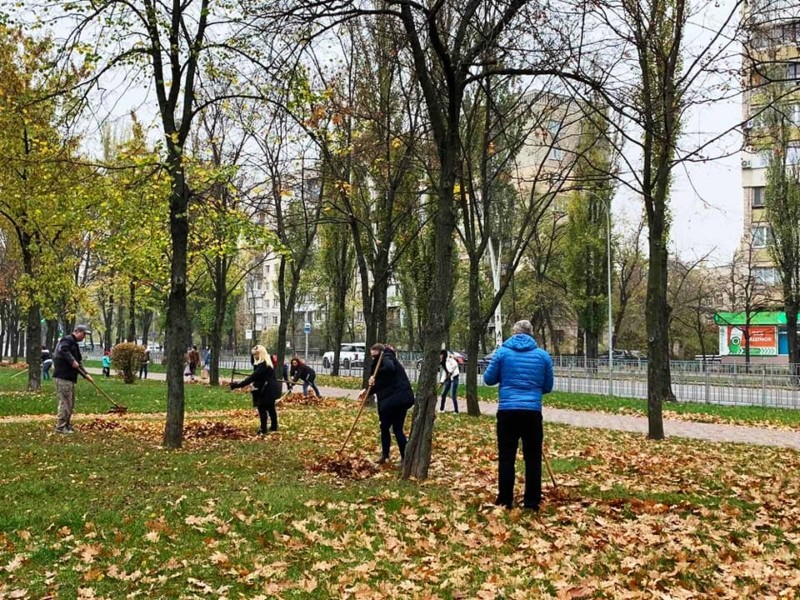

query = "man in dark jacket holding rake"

[{"left": 53, "top": 325, "right": 94, "bottom": 434}]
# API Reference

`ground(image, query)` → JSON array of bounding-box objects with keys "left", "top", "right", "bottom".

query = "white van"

[{"left": 322, "top": 343, "right": 366, "bottom": 370}]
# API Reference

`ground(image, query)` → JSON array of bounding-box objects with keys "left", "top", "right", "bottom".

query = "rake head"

[{"left": 107, "top": 405, "right": 128, "bottom": 415}]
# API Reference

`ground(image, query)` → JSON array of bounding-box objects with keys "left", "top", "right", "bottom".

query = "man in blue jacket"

[{"left": 483, "top": 320, "right": 554, "bottom": 510}]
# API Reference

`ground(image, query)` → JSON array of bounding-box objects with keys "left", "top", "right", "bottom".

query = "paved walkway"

[{"left": 48, "top": 369, "right": 800, "bottom": 451}]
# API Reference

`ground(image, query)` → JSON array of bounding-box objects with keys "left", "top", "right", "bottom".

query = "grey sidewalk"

[{"left": 82, "top": 369, "right": 800, "bottom": 451}]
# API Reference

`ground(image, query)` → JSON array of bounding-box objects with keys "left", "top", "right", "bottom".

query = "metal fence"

[{"left": 79, "top": 347, "right": 800, "bottom": 410}]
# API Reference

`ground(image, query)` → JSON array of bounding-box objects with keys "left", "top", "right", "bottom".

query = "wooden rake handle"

[
  {"left": 86, "top": 376, "right": 124, "bottom": 409},
  {"left": 542, "top": 444, "right": 558, "bottom": 488},
  {"left": 338, "top": 351, "right": 384, "bottom": 455}
]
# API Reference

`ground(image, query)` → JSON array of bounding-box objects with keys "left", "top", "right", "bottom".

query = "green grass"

[
  {"left": 2, "top": 389, "right": 800, "bottom": 598},
  {"left": 83, "top": 359, "right": 241, "bottom": 379},
  {"left": 0, "top": 369, "right": 293, "bottom": 417}
]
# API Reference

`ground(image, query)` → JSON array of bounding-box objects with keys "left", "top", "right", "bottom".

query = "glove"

[{"left": 229, "top": 382, "right": 238, "bottom": 390}]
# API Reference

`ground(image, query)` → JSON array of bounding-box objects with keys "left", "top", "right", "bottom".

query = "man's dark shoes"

[
  {"left": 494, "top": 497, "right": 512, "bottom": 509},
  {"left": 375, "top": 455, "right": 389, "bottom": 465}
]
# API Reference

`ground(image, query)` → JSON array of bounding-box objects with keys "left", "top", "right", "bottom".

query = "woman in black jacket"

[
  {"left": 230, "top": 345, "right": 282, "bottom": 434},
  {"left": 289, "top": 357, "right": 321, "bottom": 398},
  {"left": 368, "top": 344, "right": 414, "bottom": 464}
]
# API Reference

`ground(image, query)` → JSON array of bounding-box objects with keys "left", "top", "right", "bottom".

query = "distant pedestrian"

[
  {"left": 139, "top": 349, "right": 150, "bottom": 379},
  {"left": 187, "top": 346, "right": 200, "bottom": 381},
  {"left": 369, "top": 343, "right": 414, "bottom": 465},
  {"left": 41, "top": 346, "right": 53, "bottom": 381},
  {"left": 53, "top": 325, "right": 94, "bottom": 434},
  {"left": 439, "top": 350, "right": 460, "bottom": 413},
  {"left": 289, "top": 357, "right": 321, "bottom": 398},
  {"left": 230, "top": 345, "right": 281, "bottom": 434},
  {"left": 101, "top": 350, "right": 111, "bottom": 378},
  {"left": 483, "top": 320, "right": 554, "bottom": 511},
  {"left": 204, "top": 348, "right": 212, "bottom": 369}
]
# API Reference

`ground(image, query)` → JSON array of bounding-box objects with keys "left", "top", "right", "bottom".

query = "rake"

[
  {"left": 542, "top": 444, "right": 558, "bottom": 488},
  {"left": 338, "top": 351, "right": 384, "bottom": 455},
  {"left": 86, "top": 377, "right": 128, "bottom": 415}
]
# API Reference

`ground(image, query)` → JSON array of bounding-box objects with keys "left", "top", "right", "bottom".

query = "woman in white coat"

[{"left": 439, "top": 350, "right": 460, "bottom": 413}]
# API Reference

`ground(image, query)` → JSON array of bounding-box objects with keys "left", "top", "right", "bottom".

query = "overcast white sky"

[
  {"left": 614, "top": 97, "right": 743, "bottom": 265},
  {"left": 612, "top": 0, "right": 745, "bottom": 266},
  {"left": 75, "top": 1, "right": 747, "bottom": 267}
]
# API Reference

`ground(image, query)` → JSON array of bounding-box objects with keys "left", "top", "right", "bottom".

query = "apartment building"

[{"left": 740, "top": 0, "right": 800, "bottom": 289}]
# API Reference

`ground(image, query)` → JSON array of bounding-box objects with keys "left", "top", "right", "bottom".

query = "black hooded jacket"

[{"left": 372, "top": 349, "right": 414, "bottom": 413}]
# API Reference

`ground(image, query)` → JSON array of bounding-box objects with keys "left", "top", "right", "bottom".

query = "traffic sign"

[{"left": 304, "top": 322, "right": 312, "bottom": 335}]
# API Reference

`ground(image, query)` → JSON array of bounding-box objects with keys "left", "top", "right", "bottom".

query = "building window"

[
  {"left": 751, "top": 224, "right": 771, "bottom": 248},
  {"left": 754, "top": 267, "right": 781, "bottom": 286},
  {"left": 272, "top": 316, "right": 278, "bottom": 325},
  {"left": 554, "top": 329, "right": 565, "bottom": 343},
  {"left": 788, "top": 143, "right": 800, "bottom": 165},
  {"left": 752, "top": 186, "right": 765, "bottom": 208},
  {"left": 265, "top": 264, "right": 270, "bottom": 274},
  {"left": 273, "top": 299, "right": 280, "bottom": 309},
  {"left": 786, "top": 62, "right": 800, "bottom": 81},
  {"left": 548, "top": 147, "right": 564, "bottom": 161}
]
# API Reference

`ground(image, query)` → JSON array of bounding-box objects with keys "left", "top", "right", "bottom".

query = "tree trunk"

[
  {"left": 0, "top": 303, "right": 5, "bottom": 361},
  {"left": 645, "top": 221, "right": 671, "bottom": 439},
  {"left": 127, "top": 280, "right": 136, "bottom": 343},
  {"left": 210, "top": 256, "right": 227, "bottom": 386},
  {"left": 115, "top": 297, "right": 125, "bottom": 345},
  {"left": 585, "top": 330, "right": 598, "bottom": 360},
  {"left": 465, "top": 258, "right": 482, "bottom": 416},
  {"left": 276, "top": 257, "right": 290, "bottom": 370},
  {"left": 330, "top": 247, "right": 350, "bottom": 376},
  {"left": 46, "top": 320, "right": 58, "bottom": 352},
  {"left": 403, "top": 155, "right": 459, "bottom": 480},
  {"left": 785, "top": 294, "right": 799, "bottom": 384},
  {"left": 102, "top": 293, "right": 113, "bottom": 350},
  {"left": 25, "top": 304, "right": 42, "bottom": 392},
  {"left": 141, "top": 309, "right": 154, "bottom": 349},
  {"left": 163, "top": 163, "right": 190, "bottom": 449}
]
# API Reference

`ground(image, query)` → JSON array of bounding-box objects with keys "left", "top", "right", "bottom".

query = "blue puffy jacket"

[{"left": 482, "top": 334, "right": 554, "bottom": 411}]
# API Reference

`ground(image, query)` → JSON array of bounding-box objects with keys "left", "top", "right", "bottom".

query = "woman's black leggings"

[{"left": 257, "top": 400, "right": 278, "bottom": 432}]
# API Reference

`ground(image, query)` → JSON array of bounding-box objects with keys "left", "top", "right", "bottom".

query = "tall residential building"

[{"left": 740, "top": 0, "right": 800, "bottom": 290}]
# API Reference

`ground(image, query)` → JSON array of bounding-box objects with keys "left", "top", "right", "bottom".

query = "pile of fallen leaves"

[
  {"left": 279, "top": 392, "right": 336, "bottom": 407},
  {"left": 76, "top": 417, "right": 246, "bottom": 442},
  {"left": 79, "top": 418, "right": 125, "bottom": 433},
  {"left": 0, "top": 361, "right": 27, "bottom": 370},
  {"left": 184, "top": 421, "right": 246, "bottom": 440},
  {"left": 308, "top": 454, "right": 380, "bottom": 480}
]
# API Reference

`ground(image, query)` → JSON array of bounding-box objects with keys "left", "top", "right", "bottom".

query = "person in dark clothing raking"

[
  {"left": 368, "top": 344, "right": 414, "bottom": 465},
  {"left": 53, "top": 325, "right": 95, "bottom": 434},
  {"left": 230, "top": 345, "right": 282, "bottom": 435},
  {"left": 289, "top": 357, "right": 321, "bottom": 398}
]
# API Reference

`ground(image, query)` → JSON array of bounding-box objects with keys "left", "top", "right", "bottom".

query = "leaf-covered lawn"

[
  {"left": 2, "top": 391, "right": 800, "bottom": 598},
  {"left": 0, "top": 371, "right": 282, "bottom": 417}
]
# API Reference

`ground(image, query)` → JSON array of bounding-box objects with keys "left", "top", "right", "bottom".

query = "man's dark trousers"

[{"left": 496, "top": 409, "right": 543, "bottom": 509}]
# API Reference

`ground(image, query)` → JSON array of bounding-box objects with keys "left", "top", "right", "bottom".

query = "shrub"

[{"left": 111, "top": 343, "right": 146, "bottom": 384}]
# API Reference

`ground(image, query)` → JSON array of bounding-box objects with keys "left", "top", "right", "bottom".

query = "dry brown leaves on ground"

[
  {"left": 279, "top": 393, "right": 337, "bottom": 407},
  {"left": 78, "top": 418, "right": 247, "bottom": 442},
  {"left": 308, "top": 454, "right": 381, "bottom": 480}
]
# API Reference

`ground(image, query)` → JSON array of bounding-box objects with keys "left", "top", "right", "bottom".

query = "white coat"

[{"left": 439, "top": 355, "right": 460, "bottom": 384}]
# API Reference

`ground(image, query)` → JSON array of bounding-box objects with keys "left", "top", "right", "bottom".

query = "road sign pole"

[{"left": 303, "top": 322, "right": 311, "bottom": 360}]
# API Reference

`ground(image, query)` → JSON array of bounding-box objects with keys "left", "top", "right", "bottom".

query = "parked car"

[
  {"left": 415, "top": 352, "right": 466, "bottom": 371},
  {"left": 322, "top": 343, "right": 366, "bottom": 370},
  {"left": 476, "top": 352, "right": 496, "bottom": 374}
]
